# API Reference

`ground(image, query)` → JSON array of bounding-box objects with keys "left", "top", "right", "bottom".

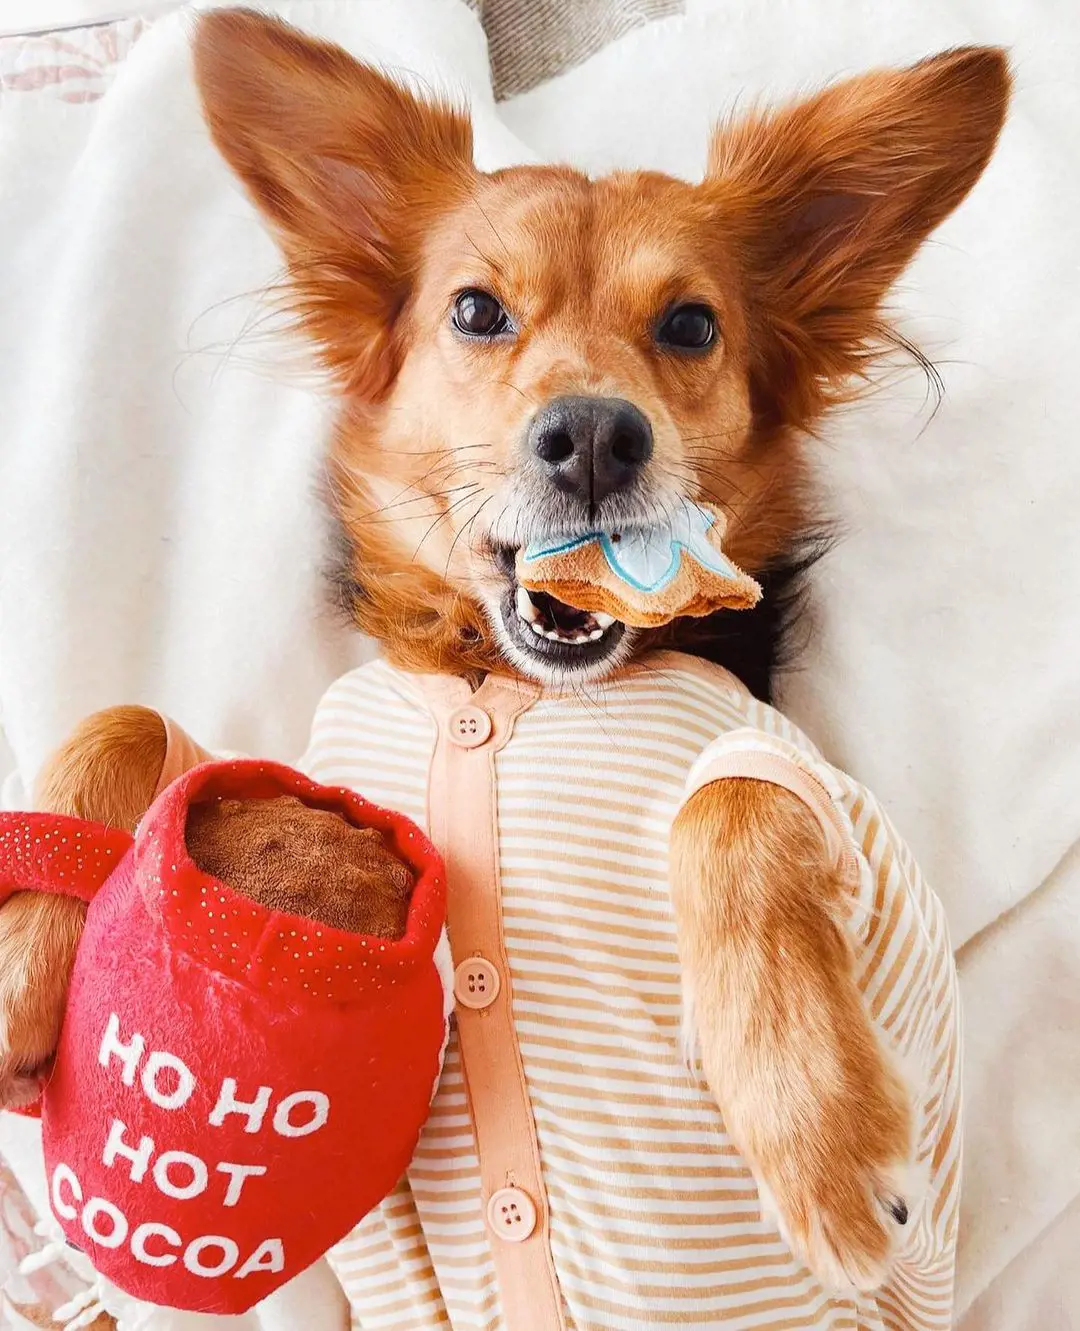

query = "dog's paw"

[{"left": 757, "top": 1154, "right": 913, "bottom": 1292}]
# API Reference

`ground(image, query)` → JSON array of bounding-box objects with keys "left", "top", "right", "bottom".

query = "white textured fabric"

[
  {"left": 0, "top": 0, "right": 528, "bottom": 793},
  {"left": 0, "top": 1, "right": 181, "bottom": 39},
  {"left": 0, "top": 0, "right": 1077, "bottom": 1325}
]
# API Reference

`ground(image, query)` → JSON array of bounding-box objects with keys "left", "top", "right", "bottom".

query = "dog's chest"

[
  {"left": 303, "top": 653, "right": 756, "bottom": 981},
  {"left": 307, "top": 655, "right": 791, "bottom": 1325}
]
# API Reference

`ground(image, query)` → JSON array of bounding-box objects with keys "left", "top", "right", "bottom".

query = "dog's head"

[{"left": 194, "top": 11, "right": 1008, "bottom": 685}]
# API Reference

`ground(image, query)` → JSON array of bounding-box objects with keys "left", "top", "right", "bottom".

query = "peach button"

[
  {"left": 454, "top": 956, "right": 500, "bottom": 1010},
  {"left": 487, "top": 1187, "right": 536, "bottom": 1243},
  {"left": 447, "top": 706, "right": 492, "bottom": 749}
]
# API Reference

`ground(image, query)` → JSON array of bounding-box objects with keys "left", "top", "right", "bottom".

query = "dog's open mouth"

[
  {"left": 493, "top": 546, "right": 627, "bottom": 670},
  {"left": 503, "top": 582, "right": 626, "bottom": 664},
  {"left": 514, "top": 585, "right": 616, "bottom": 645}
]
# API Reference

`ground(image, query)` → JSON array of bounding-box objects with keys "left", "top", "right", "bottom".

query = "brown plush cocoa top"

[{"left": 185, "top": 796, "right": 413, "bottom": 939}]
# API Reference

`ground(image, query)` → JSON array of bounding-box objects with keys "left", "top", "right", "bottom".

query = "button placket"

[{"left": 422, "top": 672, "right": 565, "bottom": 1330}]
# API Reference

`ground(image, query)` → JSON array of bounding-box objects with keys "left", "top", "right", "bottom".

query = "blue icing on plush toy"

[
  {"left": 523, "top": 502, "right": 739, "bottom": 593},
  {"left": 516, "top": 501, "right": 761, "bottom": 629}
]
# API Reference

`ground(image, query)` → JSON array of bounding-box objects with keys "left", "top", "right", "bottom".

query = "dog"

[{"left": 0, "top": 10, "right": 1009, "bottom": 1327}]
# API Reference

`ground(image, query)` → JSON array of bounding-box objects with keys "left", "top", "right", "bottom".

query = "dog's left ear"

[
  {"left": 192, "top": 9, "right": 475, "bottom": 397},
  {"left": 708, "top": 47, "right": 1010, "bottom": 431}
]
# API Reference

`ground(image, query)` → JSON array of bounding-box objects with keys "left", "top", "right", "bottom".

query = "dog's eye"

[
  {"left": 656, "top": 303, "right": 717, "bottom": 351},
  {"left": 452, "top": 289, "right": 510, "bottom": 338}
]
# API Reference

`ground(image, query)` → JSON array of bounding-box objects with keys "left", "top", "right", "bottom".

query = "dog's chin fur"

[{"left": 497, "top": 631, "right": 643, "bottom": 690}]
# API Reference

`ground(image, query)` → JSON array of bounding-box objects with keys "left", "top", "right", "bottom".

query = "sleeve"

[
  {"left": 682, "top": 726, "right": 964, "bottom": 1299},
  {"left": 293, "top": 669, "right": 367, "bottom": 784},
  {"left": 151, "top": 715, "right": 245, "bottom": 798},
  {"left": 151, "top": 717, "right": 216, "bottom": 797},
  {"left": 684, "top": 727, "right": 859, "bottom": 884}
]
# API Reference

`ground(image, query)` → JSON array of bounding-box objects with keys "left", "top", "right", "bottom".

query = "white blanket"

[{"left": 1, "top": 1, "right": 1077, "bottom": 1326}]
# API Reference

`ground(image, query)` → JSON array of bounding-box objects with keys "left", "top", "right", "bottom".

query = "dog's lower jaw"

[{"left": 480, "top": 586, "right": 640, "bottom": 686}]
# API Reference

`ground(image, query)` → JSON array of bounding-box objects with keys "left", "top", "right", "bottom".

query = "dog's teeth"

[
  {"left": 514, "top": 583, "right": 617, "bottom": 649},
  {"left": 515, "top": 585, "right": 540, "bottom": 624}
]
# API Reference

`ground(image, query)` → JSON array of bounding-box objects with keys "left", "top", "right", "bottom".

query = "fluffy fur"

[
  {"left": 0, "top": 9, "right": 1009, "bottom": 1297},
  {"left": 670, "top": 780, "right": 912, "bottom": 1288},
  {"left": 0, "top": 706, "right": 169, "bottom": 1110},
  {"left": 192, "top": 13, "right": 1007, "bottom": 689}
]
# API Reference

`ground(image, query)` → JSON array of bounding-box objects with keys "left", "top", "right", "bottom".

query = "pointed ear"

[
  {"left": 708, "top": 47, "right": 1010, "bottom": 430},
  {"left": 192, "top": 9, "right": 475, "bottom": 396}
]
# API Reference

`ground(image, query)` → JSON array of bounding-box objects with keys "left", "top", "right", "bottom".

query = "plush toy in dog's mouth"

[
  {"left": 491, "top": 503, "right": 760, "bottom": 672},
  {"left": 515, "top": 502, "right": 762, "bottom": 636}
]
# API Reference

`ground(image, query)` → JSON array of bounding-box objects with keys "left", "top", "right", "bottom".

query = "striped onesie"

[{"left": 294, "top": 649, "right": 960, "bottom": 1331}]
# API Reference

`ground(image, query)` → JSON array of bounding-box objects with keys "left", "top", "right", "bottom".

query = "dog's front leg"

[
  {"left": 669, "top": 776, "right": 912, "bottom": 1291},
  {"left": 0, "top": 707, "right": 206, "bottom": 1107}
]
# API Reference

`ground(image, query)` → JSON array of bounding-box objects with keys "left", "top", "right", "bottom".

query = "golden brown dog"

[{"left": 0, "top": 9, "right": 1008, "bottom": 1299}]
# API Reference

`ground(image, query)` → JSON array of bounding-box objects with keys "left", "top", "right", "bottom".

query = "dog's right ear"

[
  {"left": 706, "top": 47, "right": 1009, "bottom": 434},
  {"left": 192, "top": 9, "right": 475, "bottom": 396}
]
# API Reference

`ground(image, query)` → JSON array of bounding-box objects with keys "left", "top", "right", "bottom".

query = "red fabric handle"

[
  {"left": 0, "top": 813, "right": 131, "bottom": 1120},
  {"left": 0, "top": 813, "right": 133, "bottom": 910}
]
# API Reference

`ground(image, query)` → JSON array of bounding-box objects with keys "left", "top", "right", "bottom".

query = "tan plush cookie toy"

[{"left": 516, "top": 502, "right": 761, "bottom": 629}]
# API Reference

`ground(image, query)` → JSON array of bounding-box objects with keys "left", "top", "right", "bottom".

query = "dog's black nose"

[{"left": 529, "top": 396, "right": 653, "bottom": 507}]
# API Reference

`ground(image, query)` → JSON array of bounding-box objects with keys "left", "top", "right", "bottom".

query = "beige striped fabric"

[{"left": 299, "top": 651, "right": 960, "bottom": 1330}]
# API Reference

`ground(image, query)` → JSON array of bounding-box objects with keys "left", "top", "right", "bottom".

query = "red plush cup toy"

[{"left": 0, "top": 761, "right": 450, "bottom": 1316}]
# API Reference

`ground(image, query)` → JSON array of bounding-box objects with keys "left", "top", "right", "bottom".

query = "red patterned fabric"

[{"left": 0, "top": 761, "right": 448, "bottom": 1315}]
